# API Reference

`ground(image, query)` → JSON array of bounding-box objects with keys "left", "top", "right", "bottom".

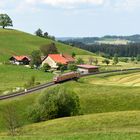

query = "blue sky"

[{"left": 0, "top": 0, "right": 140, "bottom": 37}]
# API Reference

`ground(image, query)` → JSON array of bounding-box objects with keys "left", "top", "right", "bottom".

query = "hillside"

[
  {"left": 1, "top": 111, "right": 140, "bottom": 139},
  {"left": 0, "top": 29, "right": 92, "bottom": 62},
  {"left": 0, "top": 71, "right": 140, "bottom": 131},
  {"left": 15, "top": 111, "right": 140, "bottom": 139}
]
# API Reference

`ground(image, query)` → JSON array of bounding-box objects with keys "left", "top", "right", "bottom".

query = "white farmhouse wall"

[
  {"left": 77, "top": 68, "right": 89, "bottom": 74},
  {"left": 42, "top": 56, "right": 58, "bottom": 68}
]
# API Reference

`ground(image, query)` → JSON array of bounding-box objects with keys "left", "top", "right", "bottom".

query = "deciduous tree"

[
  {"left": 35, "top": 28, "right": 43, "bottom": 37},
  {"left": 30, "top": 50, "right": 42, "bottom": 68},
  {"left": 28, "top": 87, "right": 81, "bottom": 122},
  {"left": 40, "top": 43, "right": 58, "bottom": 56},
  {"left": 0, "top": 14, "right": 13, "bottom": 29}
]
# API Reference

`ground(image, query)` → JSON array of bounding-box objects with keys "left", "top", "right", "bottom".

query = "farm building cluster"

[{"left": 9, "top": 54, "right": 99, "bottom": 74}]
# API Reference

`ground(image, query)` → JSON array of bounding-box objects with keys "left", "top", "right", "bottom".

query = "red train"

[{"left": 53, "top": 72, "right": 80, "bottom": 83}]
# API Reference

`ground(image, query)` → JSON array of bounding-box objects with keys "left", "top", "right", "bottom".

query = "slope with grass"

[
  {"left": 0, "top": 29, "right": 92, "bottom": 62},
  {"left": 83, "top": 71, "right": 140, "bottom": 87},
  {"left": 0, "top": 71, "right": 140, "bottom": 134},
  {"left": 0, "top": 64, "right": 53, "bottom": 95},
  {"left": 1, "top": 111, "right": 140, "bottom": 140},
  {"left": 0, "top": 28, "right": 93, "bottom": 93}
]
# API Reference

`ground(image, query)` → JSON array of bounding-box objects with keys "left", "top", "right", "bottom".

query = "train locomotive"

[{"left": 53, "top": 72, "right": 80, "bottom": 83}]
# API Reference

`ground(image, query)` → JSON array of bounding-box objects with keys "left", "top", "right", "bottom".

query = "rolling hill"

[
  {"left": 0, "top": 29, "right": 140, "bottom": 139},
  {"left": 14, "top": 111, "right": 140, "bottom": 139},
  {"left": 0, "top": 29, "right": 92, "bottom": 62},
  {"left": 0, "top": 71, "right": 140, "bottom": 140}
]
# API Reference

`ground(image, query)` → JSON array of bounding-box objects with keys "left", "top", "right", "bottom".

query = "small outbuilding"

[
  {"left": 77, "top": 64, "right": 99, "bottom": 74},
  {"left": 9, "top": 56, "right": 30, "bottom": 65}
]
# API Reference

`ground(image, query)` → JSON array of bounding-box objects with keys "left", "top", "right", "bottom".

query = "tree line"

[{"left": 63, "top": 41, "right": 140, "bottom": 57}]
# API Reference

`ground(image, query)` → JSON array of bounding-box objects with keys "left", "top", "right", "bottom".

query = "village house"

[
  {"left": 9, "top": 56, "right": 30, "bottom": 65},
  {"left": 77, "top": 64, "right": 99, "bottom": 74},
  {"left": 42, "top": 54, "right": 75, "bottom": 69}
]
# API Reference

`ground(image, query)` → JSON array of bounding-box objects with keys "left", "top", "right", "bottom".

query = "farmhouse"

[
  {"left": 42, "top": 54, "right": 75, "bottom": 69},
  {"left": 77, "top": 64, "right": 99, "bottom": 74},
  {"left": 9, "top": 56, "right": 30, "bottom": 65}
]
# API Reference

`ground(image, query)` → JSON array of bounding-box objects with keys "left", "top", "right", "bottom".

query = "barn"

[
  {"left": 9, "top": 56, "right": 30, "bottom": 65},
  {"left": 77, "top": 64, "right": 99, "bottom": 74}
]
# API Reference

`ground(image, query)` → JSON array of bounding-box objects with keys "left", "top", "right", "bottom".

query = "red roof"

[
  {"left": 48, "top": 54, "right": 68, "bottom": 64},
  {"left": 77, "top": 64, "right": 99, "bottom": 69},
  {"left": 13, "top": 56, "right": 30, "bottom": 61},
  {"left": 63, "top": 54, "right": 75, "bottom": 62}
]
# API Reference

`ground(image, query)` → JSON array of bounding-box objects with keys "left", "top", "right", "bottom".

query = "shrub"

[
  {"left": 113, "top": 54, "right": 119, "bottom": 65},
  {"left": 42, "top": 63, "right": 51, "bottom": 72},
  {"left": 136, "top": 54, "right": 140, "bottom": 61},
  {"left": 57, "top": 63, "right": 67, "bottom": 73},
  {"left": 131, "top": 56, "right": 135, "bottom": 62},
  {"left": 28, "top": 87, "right": 81, "bottom": 122},
  {"left": 68, "top": 64, "right": 77, "bottom": 71},
  {"left": 76, "top": 58, "right": 84, "bottom": 64},
  {"left": 40, "top": 43, "right": 58, "bottom": 56},
  {"left": 102, "top": 59, "right": 110, "bottom": 65},
  {"left": 24, "top": 76, "right": 36, "bottom": 88},
  {"left": 119, "top": 58, "right": 129, "bottom": 63}
]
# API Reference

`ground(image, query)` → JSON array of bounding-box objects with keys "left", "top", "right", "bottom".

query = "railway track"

[
  {"left": 0, "top": 68, "right": 140, "bottom": 101},
  {"left": 0, "top": 82, "right": 55, "bottom": 100}
]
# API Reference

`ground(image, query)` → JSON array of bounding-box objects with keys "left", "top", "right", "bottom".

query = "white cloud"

[
  {"left": 114, "top": 0, "right": 140, "bottom": 11},
  {"left": 26, "top": 0, "right": 105, "bottom": 8},
  {"left": 1, "top": 0, "right": 140, "bottom": 13}
]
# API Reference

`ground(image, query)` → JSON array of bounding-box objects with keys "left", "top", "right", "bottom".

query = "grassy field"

[
  {"left": 95, "top": 38, "right": 130, "bottom": 45},
  {"left": 76, "top": 55, "right": 140, "bottom": 69},
  {"left": 1, "top": 133, "right": 140, "bottom": 140},
  {"left": 0, "top": 71, "right": 140, "bottom": 136},
  {"left": 0, "top": 64, "right": 53, "bottom": 95},
  {"left": 1, "top": 111, "right": 140, "bottom": 139},
  {"left": 0, "top": 29, "right": 94, "bottom": 93},
  {"left": 0, "top": 29, "right": 92, "bottom": 62},
  {"left": 82, "top": 71, "right": 140, "bottom": 87}
]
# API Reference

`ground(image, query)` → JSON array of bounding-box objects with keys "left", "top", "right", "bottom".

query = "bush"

[
  {"left": 119, "top": 58, "right": 129, "bottom": 63},
  {"left": 42, "top": 63, "right": 51, "bottom": 72},
  {"left": 24, "top": 76, "right": 36, "bottom": 88},
  {"left": 28, "top": 87, "right": 81, "bottom": 122},
  {"left": 57, "top": 63, "right": 67, "bottom": 73},
  {"left": 102, "top": 59, "right": 110, "bottom": 65},
  {"left": 40, "top": 43, "right": 58, "bottom": 56},
  {"left": 68, "top": 64, "right": 77, "bottom": 71},
  {"left": 136, "top": 54, "right": 140, "bottom": 61},
  {"left": 76, "top": 58, "right": 84, "bottom": 64}
]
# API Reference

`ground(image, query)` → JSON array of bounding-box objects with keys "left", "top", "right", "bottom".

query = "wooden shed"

[{"left": 77, "top": 64, "right": 99, "bottom": 74}]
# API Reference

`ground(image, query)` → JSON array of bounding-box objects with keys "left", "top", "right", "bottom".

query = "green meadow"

[
  {"left": 0, "top": 29, "right": 140, "bottom": 139},
  {"left": 0, "top": 64, "right": 53, "bottom": 94},
  {"left": 0, "top": 71, "right": 140, "bottom": 139},
  {"left": 0, "top": 29, "right": 93, "bottom": 93},
  {"left": 0, "top": 29, "right": 91, "bottom": 62}
]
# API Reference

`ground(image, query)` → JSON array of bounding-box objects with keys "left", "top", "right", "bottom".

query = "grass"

[
  {"left": 0, "top": 64, "right": 53, "bottom": 94},
  {"left": 95, "top": 38, "right": 130, "bottom": 45},
  {"left": 83, "top": 71, "right": 140, "bottom": 87},
  {"left": 0, "top": 71, "right": 140, "bottom": 131},
  {"left": 1, "top": 133, "right": 140, "bottom": 140},
  {"left": 1, "top": 111, "right": 140, "bottom": 139},
  {"left": 0, "top": 70, "right": 140, "bottom": 139},
  {"left": 0, "top": 29, "right": 92, "bottom": 62},
  {"left": 0, "top": 28, "right": 140, "bottom": 139}
]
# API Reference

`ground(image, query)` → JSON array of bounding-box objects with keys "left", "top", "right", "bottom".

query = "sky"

[{"left": 0, "top": 0, "right": 140, "bottom": 37}]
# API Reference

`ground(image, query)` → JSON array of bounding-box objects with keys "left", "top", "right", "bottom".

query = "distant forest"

[
  {"left": 63, "top": 41, "right": 140, "bottom": 57},
  {"left": 60, "top": 34, "right": 140, "bottom": 44}
]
